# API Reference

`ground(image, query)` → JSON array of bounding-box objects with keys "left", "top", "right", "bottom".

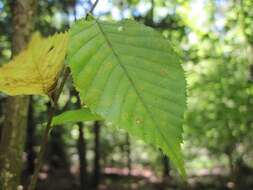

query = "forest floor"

[{"left": 32, "top": 166, "right": 253, "bottom": 190}]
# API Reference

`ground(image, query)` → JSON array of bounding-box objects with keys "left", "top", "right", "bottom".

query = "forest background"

[{"left": 0, "top": 0, "right": 252, "bottom": 190}]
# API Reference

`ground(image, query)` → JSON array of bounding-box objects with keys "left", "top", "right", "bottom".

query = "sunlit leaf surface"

[
  {"left": 68, "top": 19, "right": 187, "bottom": 176},
  {"left": 0, "top": 32, "right": 68, "bottom": 96}
]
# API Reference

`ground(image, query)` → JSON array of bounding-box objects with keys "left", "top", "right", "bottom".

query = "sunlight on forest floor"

[{"left": 34, "top": 165, "right": 253, "bottom": 190}]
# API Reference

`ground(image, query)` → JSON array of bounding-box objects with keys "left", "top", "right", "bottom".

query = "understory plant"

[{"left": 0, "top": 6, "right": 187, "bottom": 190}]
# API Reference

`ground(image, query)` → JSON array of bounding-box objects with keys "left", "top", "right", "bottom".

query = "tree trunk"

[
  {"left": 162, "top": 155, "right": 170, "bottom": 178},
  {"left": 47, "top": 125, "right": 69, "bottom": 170},
  {"left": 0, "top": 1, "right": 36, "bottom": 189},
  {"left": 125, "top": 134, "right": 131, "bottom": 176},
  {"left": 226, "top": 152, "right": 236, "bottom": 185},
  {"left": 74, "top": 93, "right": 88, "bottom": 190},
  {"left": 77, "top": 122, "right": 88, "bottom": 190},
  {"left": 92, "top": 121, "right": 101, "bottom": 189},
  {"left": 249, "top": 46, "right": 253, "bottom": 82},
  {"left": 24, "top": 96, "right": 36, "bottom": 176},
  {"left": 0, "top": 97, "right": 4, "bottom": 141}
]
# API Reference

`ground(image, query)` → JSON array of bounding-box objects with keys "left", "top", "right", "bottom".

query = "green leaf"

[
  {"left": 67, "top": 19, "right": 187, "bottom": 176},
  {"left": 52, "top": 108, "right": 102, "bottom": 125}
]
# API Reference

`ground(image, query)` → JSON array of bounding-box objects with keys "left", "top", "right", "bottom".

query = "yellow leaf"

[{"left": 0, "top": 32, "right": 68, "bottom": 96}]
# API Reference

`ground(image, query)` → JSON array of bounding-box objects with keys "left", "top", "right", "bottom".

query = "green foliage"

[
  {"left": 182, "top": 0, "right": 253, "bottom": 166},
  {"left": 1, "top": 0, "right": 252, "bottom": 187},
  {"left": 241, "top": 0, "right": 253, "bottom": 44},
  {"left": 67, "top": 18, "right": 187, "bottom": 176},
  {"left": 53, "top": 108, "right": 102, "bottom": 125}
]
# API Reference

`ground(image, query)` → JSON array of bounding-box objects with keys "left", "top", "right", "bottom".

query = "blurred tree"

[
  {"left": 93, "top": 121, "right": 101, "bottom": 189},
  {"left": 240, "top": 0, "right": 253, "bottom": 83},
  {"left": 24, "top": 97, "right": 36, "bottom": 176},
  {"left": 47, "top": 126, "right": 69, "bottom": 170},
  {"left": 77, "top": 120, "right": 88, "bottom": 189},
  {"left": 0, "top": 1, "right": 37, "bottom": 189},
  {"left": 125, "top": 134, "right": 132, "bottom": 176},
  {"left": 75, "top": 94, "right": 88, "bottom": 189},
  {"left": 162, "top": 155, "right": 170, "bottom": 178},
  {"left": 0, "top": 0, "right": 252, "bottom": 189},
  {"left": 183, "top": 0, "right": 253, "bottom": 181}
]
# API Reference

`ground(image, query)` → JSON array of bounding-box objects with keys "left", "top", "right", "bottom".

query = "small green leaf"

[{"left": 52, "top": 108, "right": 102, "bottom": 125}]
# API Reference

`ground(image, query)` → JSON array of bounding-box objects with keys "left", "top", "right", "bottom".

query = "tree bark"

[
  {"left": 74, "top": 91, "right": 88, "bottom": 190},
  {"left": 0, "top": 97, "right": 4, "bottom": 141},
  {"left": 47, "top": 125, "right": 69, "bottom": 170},
  {"left": 92, "top": 121, "right": 101, "bottom": 189},
  {"left": 77, "top": 122, "right": 88, "bottom": 190},
  {"left": 125, "top": 134, "right": 131, "bottom": 176},
  {"left": 0, "top": 1, "right": 36, "bottom": 189},
  {"left": 25, "top": 96, "right": 36, "bottom": 176},
  {"left": 162, "top": 155, "right": 170, "bottom": 178},
  {"left": 249, "top": 46, "right": 253, "bottom": 82}
]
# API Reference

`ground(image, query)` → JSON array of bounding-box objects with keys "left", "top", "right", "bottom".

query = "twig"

[
  {"left": 27, "top": 67, "right": 70, "bottom": 190},
  {"left": 85, "top": 0, "right": 99, "bottom": 19},
  {"left": 89, "top": 0, "right": 99, "bottom": 15},
  {"left": 27, "top": 0, "right": 100, "bottom": 189}
]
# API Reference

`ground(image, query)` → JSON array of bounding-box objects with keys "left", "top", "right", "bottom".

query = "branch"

[
  {"left": 85, "top": 0, "right": 99, "bottom": 19},
  {"left": 27, "top": 0, "right": 100, "bottom": 189},
  {"left": 89, "top": 0, "right": 99, "bottom": 15},
  {"left": 27, "top": 67, "right": 70, "bottom": 190}
]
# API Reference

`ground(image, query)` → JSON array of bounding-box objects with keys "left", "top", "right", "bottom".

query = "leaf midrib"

[{"left": 30, "top": 46, "right": 47, "bottom": 94}]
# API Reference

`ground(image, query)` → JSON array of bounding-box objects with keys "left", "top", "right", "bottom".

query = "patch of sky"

[{"left": 0, "top": 1, "right": 3, "bottom": 10}]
